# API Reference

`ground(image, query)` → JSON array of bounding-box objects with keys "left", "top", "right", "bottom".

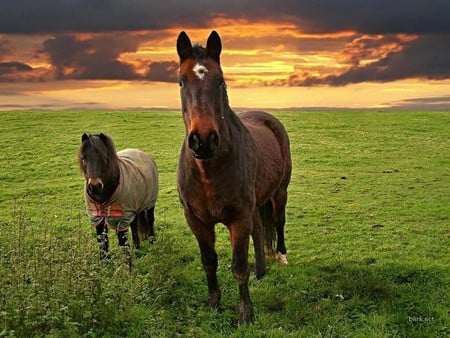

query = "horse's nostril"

[
  {"left": 208, "top": 132, "right": 219, "bottom": 149},
  {"left": 87, "top": 178, "right": 104, "bottom": 193},
  {"left": 188, "top": 133, "right": 201, "bottom": 151},
  {"left": 188, "top": 131, "right": 219, "bottom": 159}
]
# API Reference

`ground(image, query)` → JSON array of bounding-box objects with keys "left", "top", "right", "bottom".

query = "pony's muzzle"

[
  {"left": 87, "top": 178, "right": 104, "bottom": 195},
  {"left": 188, "top": 131, "right": 219, "bottom": 160}
]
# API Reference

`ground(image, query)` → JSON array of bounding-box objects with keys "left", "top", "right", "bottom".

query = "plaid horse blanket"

[{"left": 85, "top": 149, "right": 158, "bottom": 231}]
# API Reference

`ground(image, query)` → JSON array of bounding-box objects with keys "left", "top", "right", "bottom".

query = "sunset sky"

[{"left": 1, "top": 1, "right": 449, "bottom": 110}]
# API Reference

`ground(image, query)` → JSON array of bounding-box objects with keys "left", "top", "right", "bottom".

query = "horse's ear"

[
  {"left": 82, "top": 133, "right": 89, "bottom": 143},
  {"left": 206, "top": 31, "right": 222, "bottom": 64},
  {"left": 99, "top": 133, "right": 108, "bottom": 143},
  {"left": 177, "top": 31, "right": 192, "bottom": 62}
]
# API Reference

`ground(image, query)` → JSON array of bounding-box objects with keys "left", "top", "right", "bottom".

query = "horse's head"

[
  {"left": 78, "top": 133, "right": 119, "bottom": 199},
  {"left": 177, "top": 31, "right": 229, "bottom": 160}
]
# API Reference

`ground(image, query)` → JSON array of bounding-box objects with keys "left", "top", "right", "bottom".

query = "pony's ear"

[
  {"left": 177, "top": 31, "right": 193, "bottom": 62},
  {"left": 206, "top": 31, "right": 222, "bottom": 64},
  {"left": 82, "top": 133, "right": 89, "bottom": 143},
  {"left": 99, "top": 133, "right": 108, "bottom": 143}
]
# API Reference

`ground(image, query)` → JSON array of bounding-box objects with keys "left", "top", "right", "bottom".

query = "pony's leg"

[
  {"left": 186, "top": 212, "right": 220, "bottom": 310},
  {"left": 230, "top": 216, "right": 253, "bottom": 324},
  {"left": 130, "top": 217, "right": 141, "bottom": 249},
  {"left": 271, "top": 190, "right": 288, "bottom": 265},
  {"left": 146, "top": 207, "right": 155, "bottom": 243},
  {"left": 117, "top": 229, "right": 132, "bottom": 270},
  {"left": 96, "top": 221, "right": 110, "bottom": 260},
  {"left": 251, "top": 211, "right": 266, "bottom": 280}
]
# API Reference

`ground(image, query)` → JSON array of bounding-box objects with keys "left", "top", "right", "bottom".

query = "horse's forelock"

[
  {"left": 192, "top": 44, "right": 207, "bottom": 60},
  {"left": 79, "top": 134, "right": 118, "bottom": 168}
]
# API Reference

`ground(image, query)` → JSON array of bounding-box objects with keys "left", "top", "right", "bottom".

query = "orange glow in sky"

[{"left": 1, "top": 15, "right": 449, "bottom": 110}]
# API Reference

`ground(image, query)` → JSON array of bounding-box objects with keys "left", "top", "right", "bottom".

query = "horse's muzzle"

[
  {"left": 87, "top": 178, "right": 104, "bottom": 195},
  {"left": 188, "top": 131, "right": 219, "bottom": 160}
]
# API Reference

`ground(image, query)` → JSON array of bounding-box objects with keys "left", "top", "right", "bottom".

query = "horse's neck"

[{"left": 223, "top": 109, "right": 251, "bottom": 150}]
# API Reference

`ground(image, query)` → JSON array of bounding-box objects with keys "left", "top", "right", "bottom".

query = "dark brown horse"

[
  {"left": 176, "top": 31, "right": 292, "bottom": 324},
  {"left": 78, "top": 133, "right": 158, "bottom": 266}
]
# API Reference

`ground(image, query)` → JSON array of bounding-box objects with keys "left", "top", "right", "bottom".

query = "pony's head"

[
  {"left": 78, "top": 133, "right": 120, "bottom": 199},
  {"left": 177, "top": 31, "right": 229, "bottom": 160}
]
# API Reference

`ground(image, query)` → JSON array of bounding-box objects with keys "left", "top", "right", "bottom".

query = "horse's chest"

[{"left": 186, "top": 178, "right": 249, "bottom": 224}]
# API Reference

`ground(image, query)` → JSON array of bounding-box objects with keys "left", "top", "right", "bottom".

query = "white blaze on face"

[{"left": 193, "top": 63, "right": 208, "bottom": 80}]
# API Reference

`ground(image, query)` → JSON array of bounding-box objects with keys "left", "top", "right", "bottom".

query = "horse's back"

[
  {"left": 239, "top": 111, "right": 291, "bottom": 161},
  {"left": 239, "top": 111, "right": 290, "bottom": 151},
  {"left": 117, "top": 149, "right": 159, "bottom": 210}
]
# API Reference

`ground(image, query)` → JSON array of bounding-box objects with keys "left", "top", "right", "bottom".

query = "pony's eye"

[{"left": 179, "top": 81, "right": 184, "bottom": 88}]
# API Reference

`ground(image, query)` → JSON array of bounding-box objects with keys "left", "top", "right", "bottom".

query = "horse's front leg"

[
  {"left": 186, "top": 211, "right": 220, "bottom": 309},
  {"left": 230, "top": 216, "right": 253, "bottom": 324},
  {"left": 117, "top": 229, "right": 132, "bottom": 270},
  {"left": 96, "top": 221, "right": 110, "bottom": 260},
  {"left": 130, "top": 216, "right": 141, "bottom": 249},
  {"left": 251, "top": 211, "right": 266, "bottom": 280}
]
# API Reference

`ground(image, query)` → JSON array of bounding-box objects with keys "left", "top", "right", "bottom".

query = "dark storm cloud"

[
  {"left": 283, "top": 1, "right": 450, "bottom": 35},
  {"left": 0, "top": 62, "right": 32, "bottom": 74},
  {"left": 1, "top": 1, "right": 449, "bottom": 85},
  {"left": 292, "top": 35, "right": 450, "bottom": 86},
  {"left": 42, "top": 34, "right": 141, "bottom": 80},
  {"left": 146, "top": 61, "right": 178, "bottom": 83},
  {"left": 0, "top": 61, "right": 52, "bottom": 82},
  {"left": 1, "top": 1, "right": 449, "bottom": 35},
  {"left": 0, "top": 0, "right": 219, "bottom": 33}
]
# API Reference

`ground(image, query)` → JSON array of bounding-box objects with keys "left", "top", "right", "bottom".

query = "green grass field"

[{"left": 0, "top": 110, "right": 449, "bottom": 337}]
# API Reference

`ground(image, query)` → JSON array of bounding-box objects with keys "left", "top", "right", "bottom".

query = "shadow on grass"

[{"left": 251, "top": 259, "right": 449, "bottom": 337}]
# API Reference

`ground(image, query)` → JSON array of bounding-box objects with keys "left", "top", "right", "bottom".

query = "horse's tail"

[
  {"left": 134, "top": 207, "right": 155, "bottom": 244},
  {"left": 260, "top": 201, "right": 276, "bottom": 254}
]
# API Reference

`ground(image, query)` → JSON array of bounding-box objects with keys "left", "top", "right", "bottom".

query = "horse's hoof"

[
  {"left": 255, "top": 268, "right": 266, "bottom": 280},
  {"left": 238, "top": 304, "right": 254, "bottom": 325},
  {"left": 99, "top": 252, "right": 111, "bottom": 260},
  {"left": 276, "top": 253, "right": 288, "bottom": 265},
  {"left": 208, "top": 290, "right": 221, "bottom": 309}
]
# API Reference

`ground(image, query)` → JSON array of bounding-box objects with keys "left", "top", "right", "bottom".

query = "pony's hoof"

[
  {"left": 238, "top": 303, "right": 254, "bottom": 325},
  {"left": 276, "top": 253, "right": 288, "bottom": 265},
  {"left": 99, "top": 252, "right": 111, "bottom": 260}
]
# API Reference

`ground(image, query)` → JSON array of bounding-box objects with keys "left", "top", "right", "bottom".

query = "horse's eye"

[{"left": 179, "top": 81, "right": 184, "bottom": 88}]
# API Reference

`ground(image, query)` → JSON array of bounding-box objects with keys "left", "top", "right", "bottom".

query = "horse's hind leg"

[
  {"left": 230, "top": 216, "right": 253, "bottom": 324},
  {"left": 131, "top": 208, "right": 155, "bottom": 248},
  {"left": 96, "top": 221, "right": 110, "bottom": 260},
  {"left": 145, "top": 207, "right": 155, "bottom": 243},
  {"left": 272, "top": 189, "right": 288, "bottom": 265}
]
